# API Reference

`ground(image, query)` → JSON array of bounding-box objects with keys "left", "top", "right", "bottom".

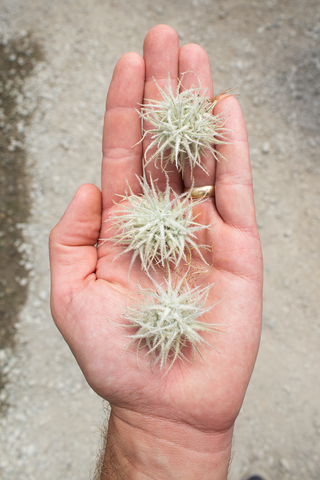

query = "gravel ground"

[{"left": 0, "top": 1, "right": 320, "bottom": 479}]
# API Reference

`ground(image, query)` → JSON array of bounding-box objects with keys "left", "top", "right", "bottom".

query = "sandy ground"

[{"left": 0, "top": 0, "right": 320, "bottom": 479}]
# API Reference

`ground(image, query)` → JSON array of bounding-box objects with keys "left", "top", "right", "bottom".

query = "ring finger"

[{"left": 178, "top": 44, "right": 216, "bottom": 190}]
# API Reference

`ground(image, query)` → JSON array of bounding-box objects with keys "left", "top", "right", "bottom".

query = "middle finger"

[
  {"left": 178, "top": 43, "right": 216, "bottom": 190},
  {"left": 142, "top": 25, "right": 182, "bottom": 193}
]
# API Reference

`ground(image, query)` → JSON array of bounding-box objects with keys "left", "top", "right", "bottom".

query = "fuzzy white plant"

[
  {"left": 139, "top": 72, "right": 231, "bottom": 175},
  {"left": 109, "top": 176, "right": 210, "bottom": 273},
  {"left": 124, "top": 272, "right": 222, "bottom": 371}
]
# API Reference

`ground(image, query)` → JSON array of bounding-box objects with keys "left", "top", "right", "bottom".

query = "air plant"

[
  {"left": 109, "top": 176, "right": 210, "bottom": 273},
  {"left": 105, "top": 71, "right": 233, "bottom": 370},
  {"left": 124, "top": 272, "right": 223, "bottom": 371},
  {"left": 139, "top": 72, "right": 231, "bottom": 175}
]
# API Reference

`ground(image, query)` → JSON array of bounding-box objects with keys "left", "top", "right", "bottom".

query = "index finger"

[{"left": 101, "top": 52, "right": 145, "bottom": 211}]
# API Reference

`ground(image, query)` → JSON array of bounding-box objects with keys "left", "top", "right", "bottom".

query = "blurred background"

[{"left": 0, "top": 0, "right": 319, "bottom": 478}]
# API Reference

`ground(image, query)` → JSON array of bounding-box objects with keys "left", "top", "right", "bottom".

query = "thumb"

[{"left": 49, "top": 184, "right": 102, "bottom": 317}]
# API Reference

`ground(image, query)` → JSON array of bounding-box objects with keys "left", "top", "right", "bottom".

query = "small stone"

[
  {"left": 60, "top": 138, "right": 71, "bottom": 150},
  {"left": 280, "top": 457, "right": 291, "bottom": 472},
  {"left": 252, "top": 96, "right": 260, "bottom": 106},
  {"left": 0, "top": 349, "right": 7, "bottom": 363},
  {"left": 266, "top": 317, "right": 276, "bottom": 329},
  {"left": 39, "top": 290, "right": 47, "bottom": 300},
  {"left": 283, "top": 384, "right": 291, "bottom": 394},
  {"left": 32, "top": 298, "right": 41, "bottom": 308},
  {"left": 268, "top": 455, "right": 275, "bottom": 467},
  {"left": 262, "top": 141, "right": 270, "bottom": 154},
  {"left": 27, "top": 444, "right": 36, "bottom": 456}
]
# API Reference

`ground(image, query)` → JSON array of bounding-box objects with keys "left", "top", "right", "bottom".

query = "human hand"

[{"left": 49, "top": 24, "right": 263, "bottom": 479}]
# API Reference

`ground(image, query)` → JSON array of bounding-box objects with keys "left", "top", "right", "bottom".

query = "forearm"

[{"left": 99, "top": 407, "right": 233, "bottom": 480}]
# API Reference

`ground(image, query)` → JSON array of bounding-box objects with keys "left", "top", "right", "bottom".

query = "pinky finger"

[{"left": 214, "top": 96, "right": 257, "bottom": 232}]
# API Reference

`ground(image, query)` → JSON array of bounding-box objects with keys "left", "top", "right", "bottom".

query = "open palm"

[{"left": 50, "top": 25, "right": 263, "bottom": 446}]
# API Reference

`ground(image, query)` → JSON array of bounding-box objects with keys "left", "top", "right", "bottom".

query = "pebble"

[
  {"left": 280, "top": 458, "right": 291, "bottom": 472},
  {"left": 262, "top": 141, "right": 270, "bottom": 154}
]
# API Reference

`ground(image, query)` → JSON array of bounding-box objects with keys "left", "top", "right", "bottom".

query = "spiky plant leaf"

[
  {"left": 109, "top": 176, "right": 210, "bottom": 273},
  {"left": 124, "top": 273, "right": 222, "bottom": 371},
  {"left": 139, "top": 73, "right": 231, "bottom": 175}
]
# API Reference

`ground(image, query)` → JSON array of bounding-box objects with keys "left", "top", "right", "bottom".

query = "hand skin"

[{"left": 49, "top": 25, "right": 263, "bottom": 480}]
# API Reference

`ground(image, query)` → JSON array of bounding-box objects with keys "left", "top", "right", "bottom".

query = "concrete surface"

[{"left": 0, "top": 0, "right": 319, "bottom": 479}]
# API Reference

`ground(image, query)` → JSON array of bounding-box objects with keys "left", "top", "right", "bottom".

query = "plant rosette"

[
  {"left": 123, "top": 271, "right": 223, "bottom": 371},
  {"left": 107, "top": 176, "right": 210, "bottom": 273},
  {"left": 139, "top": 72, "right": 232, "bottom": 176}
]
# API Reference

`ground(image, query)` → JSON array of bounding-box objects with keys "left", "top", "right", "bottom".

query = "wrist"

[{"left": 101, "top": 406, "right": 233, "bottom": 480}]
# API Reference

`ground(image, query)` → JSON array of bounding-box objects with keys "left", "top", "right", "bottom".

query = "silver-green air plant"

[
  {"left": 109, "top": 176, "right": 210, "bottom": 273},
  {"left": 106, "top": 72, "right": 233, "bottom": 370},
  {"left": 139, "top": 72, "right": 231, "bottom": 175},
  {"left": 124, "top": 272, "right": 223, "bottom": 371}
]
